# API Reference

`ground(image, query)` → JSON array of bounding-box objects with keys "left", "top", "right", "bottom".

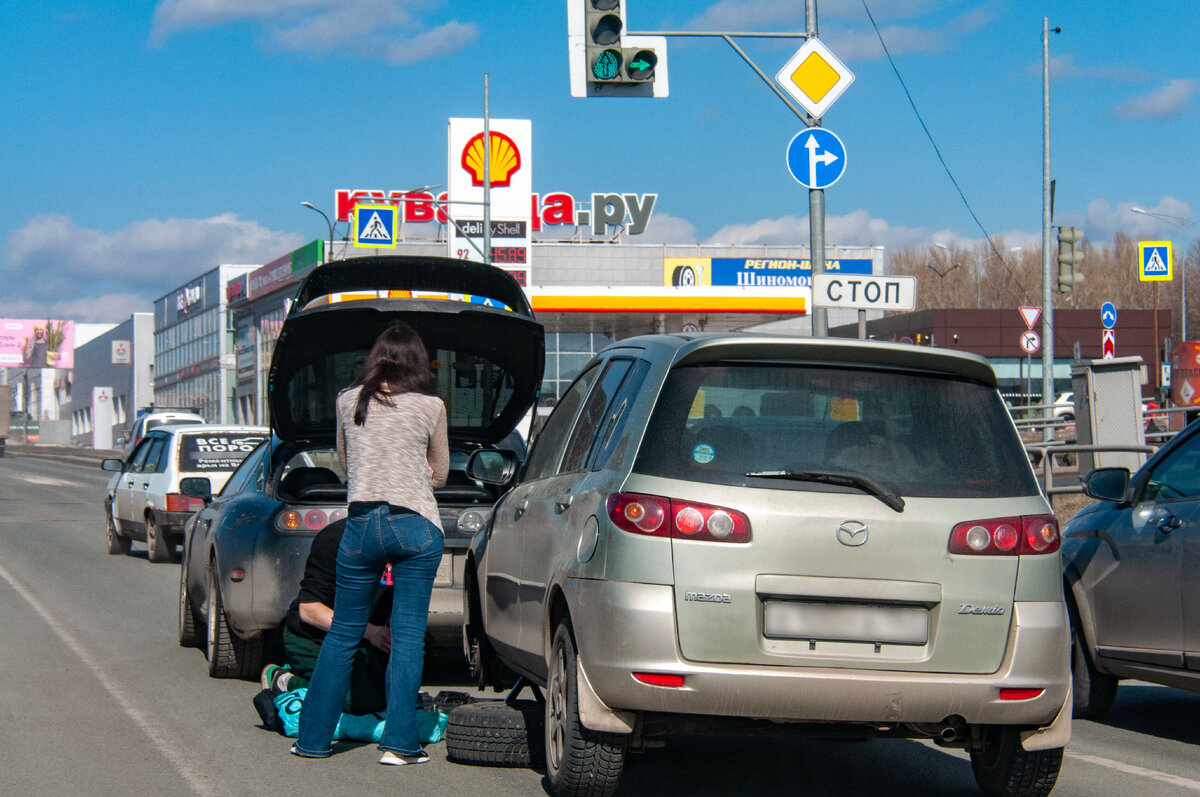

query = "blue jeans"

[{"left": 294, "top": 505, "right": 443, "bottom": 757}]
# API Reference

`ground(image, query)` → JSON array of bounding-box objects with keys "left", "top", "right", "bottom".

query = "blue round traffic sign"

[
  {"left": 786, "top": 128, "right": 847, "bottom": 189},
  {"left": 1100, "top": 301, "right": 1117, "bottom": 329}
]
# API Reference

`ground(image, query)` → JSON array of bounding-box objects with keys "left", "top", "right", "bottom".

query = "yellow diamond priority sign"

[{"left": 775, "top": 37, "right": 854, "bottom": 119}]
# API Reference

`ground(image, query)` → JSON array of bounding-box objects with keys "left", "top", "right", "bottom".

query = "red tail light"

[
  {"left": 165, "top": 493, "right": 205, "bottom": 513},
  {"left": 607, "top": 493, "right": 750, "bottom": 543},
  {"left": 277, "top": 506, "right": 347, "bottom": 532},
  {"left": 949, "top": 515, "right": 1059, "bottom": 555}
]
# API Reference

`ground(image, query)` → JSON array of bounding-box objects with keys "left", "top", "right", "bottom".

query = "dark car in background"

[
  {"left": 1062, "top": 417, "right": 1200, "bottom": 719},
  {"left": 177, "top": 255, "right": 544, "bottom": 678}
]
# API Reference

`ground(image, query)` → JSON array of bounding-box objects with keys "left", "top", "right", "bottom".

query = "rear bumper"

[
  {"left": 150, "top": 509, "right": 193, "bottom": 538},
  {"left": 565, "top": 579, "right": 1070, "bottom": 728}
]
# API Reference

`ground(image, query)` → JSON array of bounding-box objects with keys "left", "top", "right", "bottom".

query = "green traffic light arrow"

[{"left": 630, "top": 58, "right": 651, "bottom": 71}]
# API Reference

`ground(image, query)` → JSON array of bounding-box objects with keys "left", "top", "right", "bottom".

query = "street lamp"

[
  {"left": 1131, "top": 206, "right": 1198, "bottom": 342},
  {"left": 300, "top": 202, "right": 337, "bottom": 263}
]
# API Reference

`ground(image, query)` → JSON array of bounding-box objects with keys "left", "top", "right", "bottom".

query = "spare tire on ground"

[{"left": 445, "top": 699, "right": 545, "bottom": 767}]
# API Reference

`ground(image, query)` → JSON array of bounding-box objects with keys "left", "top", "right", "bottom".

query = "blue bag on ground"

[{"left": 274, "top": 688, "right": 448, "bottom": 744}]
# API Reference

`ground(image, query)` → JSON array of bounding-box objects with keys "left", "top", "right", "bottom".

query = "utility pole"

[
  {"left": 1041, "top": 18, "right": 1059, "bottom": 443},
  {"left": 806, "top": 0, "right": 828, "bottom": 337}
]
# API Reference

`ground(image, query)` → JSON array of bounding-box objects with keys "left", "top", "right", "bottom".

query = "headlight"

[{"left": 457, "top": 508, "right": 488, "bottom": 534}]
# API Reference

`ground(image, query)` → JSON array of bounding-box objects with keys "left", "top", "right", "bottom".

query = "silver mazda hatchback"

[{"left": 462, "top": 333, "right": 1070, "bottom": 797}]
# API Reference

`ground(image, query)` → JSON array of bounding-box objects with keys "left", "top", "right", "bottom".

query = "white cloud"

[
  {"left": 149, "top": 0, "right": 477, "bottom": 63},
  {"left": 1115, "top": 79, "right": 1200, "bottom": 119},
  {"left": 1088, "top": 196, "right": 1198, "bottom": 245},
  {"left": 1, "top": 214, "right": 304, "bottom": 323},
  {"left": 634, "top": 213, "right": 697, "bottom": 245},
  {"left": 703, "top": 208, "right": 931, "bottom": 251}
]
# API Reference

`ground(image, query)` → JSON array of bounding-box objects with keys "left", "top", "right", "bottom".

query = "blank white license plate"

[
  {"left": 434, "top": 554, "right": 453, "bottom": 587},
  {"left": 763, "top": 601, "right": 928, "bottom": 645}
]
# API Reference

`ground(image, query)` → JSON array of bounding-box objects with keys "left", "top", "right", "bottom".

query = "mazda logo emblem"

[{"left": 836, "top": 520, "right": 869, "bottom": 547}]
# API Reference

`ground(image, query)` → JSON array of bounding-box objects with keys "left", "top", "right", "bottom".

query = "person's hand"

[{"left": 363, "top": 623, "right": 392, "bottom": 652}]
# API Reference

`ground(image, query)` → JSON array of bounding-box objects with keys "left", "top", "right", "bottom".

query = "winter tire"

[
  {"left": 1069, "top": 605, "right": 1117, "bottom": 720},
  {"left": 106, "top": 511, "right": 131, "bottom": 556},
  {"left": 970, "top": 726, "right": 1063, "bottom": 797},
  {"left": 146, "top": 517, "right": 175, "bottom": 563},
  {"left": 206, "top": 565, "right": 262, "bottom": 679},
  {"left": 445, "top": 700, "right": 545, "bottom": 767},
  {"left": 545, "top": 621, "right": 628, "bottom": 797},
  {"left": 179, "top": 560, "right": 201, "bottom": 648}
]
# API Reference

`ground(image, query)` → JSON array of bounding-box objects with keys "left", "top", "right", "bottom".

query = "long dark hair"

[{"left": 350, "top": 321, "right": 434, "bottom": 426}]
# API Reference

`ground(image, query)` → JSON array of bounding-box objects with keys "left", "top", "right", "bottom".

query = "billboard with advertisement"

[
  {"left": 663, "top": 257, "right": 873, "bottom": 288},
  {"left": 0, "top": 318, "right": 75, "bottom": 369},
  {"left": 447, "top": 118, "right": 532, "bottom": 284},
  {"left": 1170, "top": 341, "right": 1200, "bottom": 406}
]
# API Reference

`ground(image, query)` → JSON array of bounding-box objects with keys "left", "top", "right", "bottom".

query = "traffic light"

[
  {"left": 1056, "top": 225, "right": 1085, "bottom": 293},
  {"left": 568, "top": 1, "right": 668, "bottom": 97}
]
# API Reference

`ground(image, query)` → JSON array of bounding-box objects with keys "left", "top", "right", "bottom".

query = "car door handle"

[
  {"left": 555, "top": 494, "right": 574, "bottom": 513},
  {"left": 514, "top": 500, "right": 529, "bottom": 520},
  {"left": 1156, "top": 514, "right": 1183, "bottom": 533}
]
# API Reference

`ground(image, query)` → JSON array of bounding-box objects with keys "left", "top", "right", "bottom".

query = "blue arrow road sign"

[
  {"left": 786, "top": 128, "right": 847, "bottom": 189},
  {"left": 1101, "top": 302, "right": 1117, "bottom": 329}
]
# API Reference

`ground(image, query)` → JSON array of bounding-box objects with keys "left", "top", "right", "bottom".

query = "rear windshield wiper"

[{"left": 745, "top": 469, "right": 906, "bottom": 512}]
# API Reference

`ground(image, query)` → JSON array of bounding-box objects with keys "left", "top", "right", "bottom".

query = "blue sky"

[{"left": 2, "top": 0, "right": 1197, "bottom": 323}]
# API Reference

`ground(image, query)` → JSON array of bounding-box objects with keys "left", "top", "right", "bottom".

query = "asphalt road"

[{"left": 1, "top": 453, "right": 1198, "bottom": 797}]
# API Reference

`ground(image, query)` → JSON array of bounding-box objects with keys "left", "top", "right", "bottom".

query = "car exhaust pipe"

[{"left": 910, "top": 715, "right": 966, "bottom": 744}]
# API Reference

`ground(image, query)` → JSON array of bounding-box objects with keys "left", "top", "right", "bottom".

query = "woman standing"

[{"left": 292, "top": 321, "right": 449, "bottom": 765}]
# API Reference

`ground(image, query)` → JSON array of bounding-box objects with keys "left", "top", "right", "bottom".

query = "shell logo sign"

[{"left": 461, "top": 131, "right": 522, "bottom": 188}]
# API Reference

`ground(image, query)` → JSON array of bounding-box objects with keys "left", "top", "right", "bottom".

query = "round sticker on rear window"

[{"left": 693, "top": 443, "right": 715, "bottom": 464}]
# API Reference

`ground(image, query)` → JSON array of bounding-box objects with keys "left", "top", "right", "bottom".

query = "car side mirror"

[
  {"left": 180, "top": 477, "right": 213, "bottom": 503},
  {"left": 467, "top": 449, "right": 520, "bottom": 486},
  {"left": 100, "top": 458, "right": 124, "bottom": 472},
  {"left": 1082, "top": 467, "right": 1130, "bottom": 503}
]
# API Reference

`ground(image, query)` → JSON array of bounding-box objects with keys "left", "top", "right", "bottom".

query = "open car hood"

[{"left": 269, "top": 256, "right": 544, "bottom": 444}]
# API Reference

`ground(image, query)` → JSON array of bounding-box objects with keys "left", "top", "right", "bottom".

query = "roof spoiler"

[{"left": 289, "top": 256, "right": 534, "bottom": 319}]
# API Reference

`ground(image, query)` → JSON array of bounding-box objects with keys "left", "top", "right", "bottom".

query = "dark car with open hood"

[{"left": 177, "top": 255, "right": 544, "bottom": 678}]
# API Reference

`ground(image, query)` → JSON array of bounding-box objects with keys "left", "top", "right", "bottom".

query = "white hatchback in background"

[
  {"left": 120, "top": 410, "right": 205, "bottom": 456},
  {"left": 102, "top": 424, "right": 268, "bottom": 562}
]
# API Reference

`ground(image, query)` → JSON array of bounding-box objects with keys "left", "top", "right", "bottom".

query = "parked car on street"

[
  {"left": 101, "top": 424, "right": 268, "bottom": 562},
  {"left": 176, "top": 255, "right": 543, "bottom": 678},
  {"left": 118, "top": 409, "right": 206, "bottom": 455},
  {"left": 1062, "top": 417, "right": 1200, "bottom": 720},
  {"left": 460, "top": 334, "right": 1071, "bottom": 797}
]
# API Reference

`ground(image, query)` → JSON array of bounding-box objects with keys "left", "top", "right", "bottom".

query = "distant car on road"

[
  {"left": 1062, "top": 417, "right": 1200, "bottom": 719},
  {"left": 460, "top": 333, "right": 1070, "bottom": 797},
  {"left": 101, "top": 424, "right": 267, "bottom": 562},
  {"left": 119, "top": 410, "right": 205, "bottom": 456},
  {"left": 175, "top": 255, "right": 544, "bottom": 678}
]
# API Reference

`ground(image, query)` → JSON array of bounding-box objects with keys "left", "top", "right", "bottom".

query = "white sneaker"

[{"left": 379, "top": 750, "right": 430, "bottom": 766}]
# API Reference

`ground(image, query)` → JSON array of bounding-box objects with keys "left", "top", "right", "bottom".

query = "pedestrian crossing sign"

[
  {"left": 354, "top": 203, "right": 397, "bottom": 248},
  {"left": 1138, "top": 240, "right": 1172, "bottom": 282}
]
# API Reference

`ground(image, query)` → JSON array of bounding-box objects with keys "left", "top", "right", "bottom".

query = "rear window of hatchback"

[
  {"left": 178, "top": 433, "right": 268, "bottom": 472},
  {"left": 632, "top": 362, "right": 1040, "bottom": 499}
]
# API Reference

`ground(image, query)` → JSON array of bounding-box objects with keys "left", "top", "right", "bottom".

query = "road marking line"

[
  {"left": 1068, "top": 752, "right": 1200, "bottom": 791},
  {"left": 0, "top": 561, "right": 216, "bottom": 797},
  {"left": 16, "top": 475, "right": 77, "bottom": 487}
]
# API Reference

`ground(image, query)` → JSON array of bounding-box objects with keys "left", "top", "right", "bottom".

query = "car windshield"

[
  {"left": 178, "top": 432, "right": 269, "bottom": 472},
  {"left": 632, "top": 363, "right": 1040, "bottom": 499}
]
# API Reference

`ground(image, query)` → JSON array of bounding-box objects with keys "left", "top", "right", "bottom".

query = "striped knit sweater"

[{"left": 335, "top": 386, "right": 450, "bottom": 531}]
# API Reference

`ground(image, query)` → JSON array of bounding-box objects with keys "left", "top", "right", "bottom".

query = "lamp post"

[
  {"left": 1131, "top": 206, "right": 1198, "bottom": 343},
  {"left": 300, "top": 202, "right": 336, "bottom": 263}
]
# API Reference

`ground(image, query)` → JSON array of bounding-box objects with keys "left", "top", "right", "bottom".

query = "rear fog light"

[
  {"left": 998, "top": 688, "right": 1044, "bottom": 701},
  {"left": 633, "top": 672, "right": 686, "bottom": 687}
]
